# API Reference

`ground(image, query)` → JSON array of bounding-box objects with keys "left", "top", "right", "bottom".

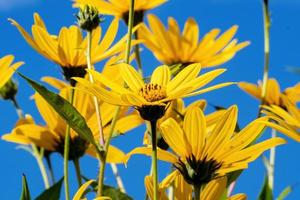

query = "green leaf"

[
  {"left": 20, "top": 175, "right": 31, "bottom": 200},
  {"left": 103, "top": 185, "right": 133, "bottom": 200},
  {"left": 35, "top": 177, "right": 64, "bottom": 200},
  {"left": 258, "top": 175, "right": 273, "bottom": 200},
  {"left": 18, "top": 73, "right": 98, "bottom": 150},
  {"left": 277, "top": 185, "right": 292, "bottom": 200},
  {"left": 81, "top": 176, "right": 132, "bottom": 200}
]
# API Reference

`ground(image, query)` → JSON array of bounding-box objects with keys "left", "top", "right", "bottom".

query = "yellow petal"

[
  {"left": 119, "top": 63, "right": 144, "bottom": 91},
  {"left": 150, "top": 65, "right": 170, "bottom": 87},
  {"left": 228, "top": 194, "right": 247, "bottom": 200},
  {"left": 124, "top": 147, "right": 177, "bottom": 165},
  {"left": 41, "top": 76, "right": 68, "bottom": 90},
  {"left": 72, "top": 180, "right": 95, "bottom": 200},
  {"left": 160, "top": 118, "right": 191, "bottom": 157},
  {"left": 183, "top": 107, "right": 206, "bottom": 160},
  {"left": 201, "top": 177, "right": 227, "bottom": 200},
  {"left": 205, "top": 105, "right": 238, "bottom": 158},
  {"left": 167, "top": 63, "right": 201, "bottom": 92}
]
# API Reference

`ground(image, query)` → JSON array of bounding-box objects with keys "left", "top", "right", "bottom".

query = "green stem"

[
  {"left": 64, "top": 88, "right": 75, "bottom": 200},
  {"left": 150, "top": 120, "right": 158, "bottom": 200},
  {"left": 110, "top": 163, "right": 126, "bottom": 193},
  {"left": 73, "top": 158, "right": 83, "bottom": 187},
  {"left": 45, "top": 154, "right": 55, "bottom": 184},
  {"left": 97, "top": 107, "right": 121, "bottom": 196},
  {"left": 87, "top": 30, "right": 105, "bottom": 146},
  {"left": 32, "top": 145, "right": 50, "bottom": 189},
  {"left": 11, "top": 96, "right": 23, "bottom": 119},
  {"left": 193, "top": 184, "right": 201, "bottom": 200},
  {"left": 125, "top": 0, "right": 135, "bottom": 63},
  {"left": 134, "top": 32, "right": 143, "bottom": 76},
  {"left": 258, "top": 0, "right": 270, "bottom": 117},
  {"left": 12, "top": 98, "right": 50, "bottom": 188},
  {"left": 268, "top": 129, "right": 276, "bottom": 190}
]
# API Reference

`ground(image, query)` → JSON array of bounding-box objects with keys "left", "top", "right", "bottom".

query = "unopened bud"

[
  {"left": 76, "top": 5, "right": 103, "bottom": 31},
  {"left": 0, "top": 79, "right": 18, "bottom": 100}
]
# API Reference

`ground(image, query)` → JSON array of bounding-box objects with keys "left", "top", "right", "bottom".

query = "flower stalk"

[
  {"left": 150, "top": 120, "right": 158, "bottom": 200},
  {"left": 193, "top": 184, "right": 201, "bottom": 200},
  {"left": 86, "top": 30, "right": 105, "bottom": 147},
  {"left": 32, "top": 145, "right": 50, "bottom": 189},
  {"left": 73, "top": 158, "right": 83, "bottom": 187},
  {"left": 258, "top": 0, "right": 270, "bottom": 117},
  {"left": 63, "top": 88, "right": 75, "bottom": 200}
]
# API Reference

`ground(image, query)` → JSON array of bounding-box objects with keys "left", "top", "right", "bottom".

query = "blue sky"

[{"left": 0, "top": 0, "right": 300, "bottom": 199}]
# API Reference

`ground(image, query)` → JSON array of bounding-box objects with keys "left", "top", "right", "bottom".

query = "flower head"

[
  {"left": 74, "top": 63, "right": 233, "bottom": 121},
  {"left": 125, "top": 106, "right": 285, "bottom": 186},
  {"left": 9, "top": 13, "right": 135, "bottom": 73},
  {"left": 158, "top": 106, "right": 285, "bottom": 186},
  {"left": 138, "top": 15, "right": 249, "bottom": 69},
  {"left": 262, "top": 95, "right": 300, "bottom": 142},
  {"left": 239, "top": 78, "right": 300, "bottom": 107}
]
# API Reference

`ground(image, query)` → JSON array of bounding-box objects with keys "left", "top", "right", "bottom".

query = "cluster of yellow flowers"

[{"left": 1, "top": 0, "right": 300, "bottom": 200}]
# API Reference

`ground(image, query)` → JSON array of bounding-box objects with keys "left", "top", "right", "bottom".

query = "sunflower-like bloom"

[
  {"left": 74, "top": 63, "right": 233, "bottom": 121},
  {"left": 144, "top": 172, "right": 246, "bottom": 200},
  {"left": 2, "top": 78, "right": 142, "bottom": 162},
  {"left": 125, "top": 106, "right": 285, "bottom": 187},
  {"left": 74, "top": 0, "right": 167, "bottom": 24},
  {"left": 138, "top": 14, "right": 249, "bottom": 69},
  {"left": 239, "top": 78, "right": 300, "bottom": 107},
  {"left": 9, "top": 13, "right": 137, "bottom": 81},
  {"left": 0, "top": 54, "right": 23, "bottom": 88},
  {"left": 262, "top": 95, "right": 300, "bottom": 142}
]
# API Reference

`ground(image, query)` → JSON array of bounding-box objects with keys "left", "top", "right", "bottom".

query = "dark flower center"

[
  {"left": 57, "top": 136, "right": 89, "bottom": 160},
  {"left": 174, "top": 154, "right": 222, "bottom": 187},
  {"left": 122, "top": 10, "right": 145, "bottom": 26},
  {"left": 61, "top": 65, "right": 87, "bottom": 86}
]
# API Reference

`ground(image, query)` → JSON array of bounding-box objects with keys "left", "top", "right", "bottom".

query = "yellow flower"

[
  {"left": 262, "top": 95, "right": 300, "bottom": 142},
  {"left": 2, "top": 77, "right": 142, "bottom": 162},
  {"left": 0, "top": 54, "right": 23, "bottom": 88},
  {"left": 145, "top": 172, "right": 247, "bottom": 200},
  {"left": 9, "top": 13, "right": 136, "bottom": 73},
  {"left": 74, "top": 63, "right": 233, "bottom": 121},
  {"left": 239, "top": 78, "right": 300, "bottom": 107},
  {"left": 125, "top": 106, "right": 285, "bottom": 186},
  {"left": 73, "top": 0, "right": 167, "bottom": 20},
  {"left": 138, "top": 14, "right": 249, "bottom": 68}
]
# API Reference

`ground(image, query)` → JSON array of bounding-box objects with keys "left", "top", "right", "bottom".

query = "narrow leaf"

[
  {"left": 277, "top": 185, "right": 292, "bottom": 200},
  {"left": 258, "top": 175, "right": 273, "bottom": 200},
  {"left": 20, "top": 175, "right": 31, "bottom": 200},
  {"left": 18, "top": 73, "right": 98, "bottom": 149},
  {"left": 35, "top": 177, "right": 64, "bottom": 200}
]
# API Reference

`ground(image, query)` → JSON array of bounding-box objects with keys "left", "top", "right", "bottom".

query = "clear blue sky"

[{"left": 0, "top": 0, "right": 300, "bottom": 199}]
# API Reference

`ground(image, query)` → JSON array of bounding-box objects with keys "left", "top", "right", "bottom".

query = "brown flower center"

[{"left": 139, "top": 83, "right": 167, "bottom": 102}]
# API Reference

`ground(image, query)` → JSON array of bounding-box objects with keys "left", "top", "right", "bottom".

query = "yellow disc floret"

[{"left": 139, "top": 83, "right": 167, "bottom": 102}]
